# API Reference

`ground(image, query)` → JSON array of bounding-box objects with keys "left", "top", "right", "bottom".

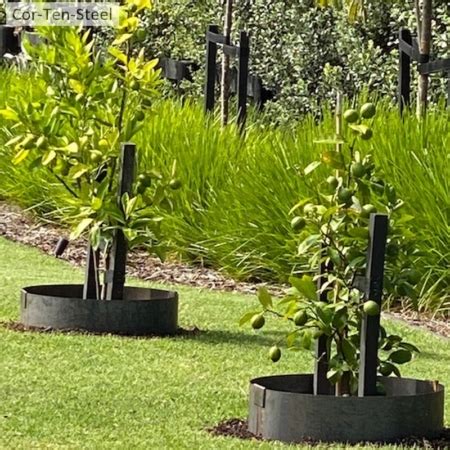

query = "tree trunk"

[
  {"left": 416, "top": 0, "right": 433, "bottom": 118},
  {"left": 220, "top": 0, "right": 233, "bottom": 127}
]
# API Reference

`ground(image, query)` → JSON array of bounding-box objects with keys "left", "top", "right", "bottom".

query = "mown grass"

[
  {"left": 0, "top": 237, "right": 449, "bottom": 449},
  {"left": 0, "top": 69, "right": 448, "bottom": 314}
]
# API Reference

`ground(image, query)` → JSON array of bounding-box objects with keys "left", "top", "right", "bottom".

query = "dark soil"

[
  {"left": 0, "top": 202, "right": 448, "bottom": 338},
  {"left": 0, "top": 320, "right": 201, "bottom": 339},
  {"left": 209, "top": 418, "right": 450, "bottom": 449}
]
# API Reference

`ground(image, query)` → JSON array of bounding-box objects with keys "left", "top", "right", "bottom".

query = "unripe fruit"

[
  {"left": 130, "top": 80, "right": 140, "bottom": 91},
  {"left": 291, "top": 216, "right": 306, "bottom": 232},
  {"left": 351, "top": 162, "right": 366, "bottom": 178},
  {"left": 90, "top": 150, "right": 103, "bottom": 163},
  {"left": 138, "top": 173, "right": 152, "bottom": 187},
  {"left": 326, "top": 176, "right": 339, "bottom": 190},
  {"left": 360, "top": 127, "right": 373, "bottom": 140},
  {"left": 379, "top": 363, "right": 393, "bottom": 376},
  {"left": 135, "top": 181, "right": 146, "bottom": 195},
  {"left": 169, "top": 179, "right": 182, "bottom": 190},
  {"left": 337, "top": 188, "right": 353, "bottom": 205},
  {"left": 360, "top": 103, "right": 376, "bottom": 119},
  {"left": 344, "top": 109, "right": 359, "bottom": 123},
  {"left": 98, "top": 139, "right": 109, "bottom": 150},
  {"left": 293, "top": 310, "right": 308, "bottom": 326},
  {"left": 363, "top": 300, "right": 380, "bottom": 316},
  {"left": 269, "top": 346, "right": 281, "bottom": 362},
  {"left": 251, "top": 314, "right": 265, "bottom": 330},
  {"left": 361, "top": 204, "right": 377, "bottom": 218},
  {"left": 135, "top": 110, "right": 145, "bottom": 121},
  {"left": 135, "top": 29, "right": 146, "bottom": 41}
]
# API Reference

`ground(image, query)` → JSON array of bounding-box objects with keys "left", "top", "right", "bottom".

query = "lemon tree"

[
  {"left": 0, "top": 0, "right": 181, "bottom": 262},
  {"left": 242, "top": 102, "right": 420, "bottom": 394}
]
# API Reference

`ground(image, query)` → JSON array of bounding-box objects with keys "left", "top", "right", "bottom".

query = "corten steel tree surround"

[
  {"left": 204, "top": 24, "right": 250, "bottom": 130},
  {"left": 398, "top": 28, "right": 450, "bottom": 114}
]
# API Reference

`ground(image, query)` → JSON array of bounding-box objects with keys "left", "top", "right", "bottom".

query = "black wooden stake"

[
  {"left": 105, "top": 143, "right": 136, "bottom": 300},
  {"left": 314, "top": 245, "right": 333, "bottom": 395},
  {"left": 358, "top": 214, "right": 388, "bottom": 397},
  {"left": 237, "top": 31, "right": 249, "bottom": 130},
  {"left": 205, "top": 25, "right": 219, "bottom": 114},
  {"left": 398, "top": 28, "right": 412, "bottom": 114}
]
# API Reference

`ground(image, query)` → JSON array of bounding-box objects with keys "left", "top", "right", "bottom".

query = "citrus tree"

[
  {"left": 242, "top": 101, "right": 420, "bottom": 395},
  {"left": 0, "top": 0, "right": 182, "bottom": 289}
]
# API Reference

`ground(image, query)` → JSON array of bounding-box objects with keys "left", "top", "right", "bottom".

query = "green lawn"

[{"left": 0, "top": 237, "right": 448, "bottom": 449}]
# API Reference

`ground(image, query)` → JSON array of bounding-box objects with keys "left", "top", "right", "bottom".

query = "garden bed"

[{"left": 1, "top": 201, "right": 448, "bottom": 338}]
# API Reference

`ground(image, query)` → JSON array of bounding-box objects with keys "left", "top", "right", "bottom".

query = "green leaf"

[
  {"left": 257, "top": 287, "right": 273, "bottom": 309},
  {"left": 112, "top": 33, "right": 133, "bottom": 45},
  {"left": 70, "top": 218, "right": 94, "bottom": 240},
  {"left": 327, "top": 368, "right": 342, "bottom": 384},
  {"left": 348, "top": 227, "right": 369, "bottom": 239},
  {"left": 314, "top": 137, "right": 345, "bottom": 145},
  {"left": 321, "top": 151, "right": 345, "bottom": 170},
  {"left": 298, "top": 234, "right": 320, "bottom": 255},
  {"left": 342, "top": 338, "right": 357, "bottom": 365},
  {"left": 0, "top": 108, "right": 19, "bottom": 121},
  {"left": 389, "top": 349, "right": 412, "bottom": 364},
  {"left": 289, "top": 275, "right": 317, "bottom": 301},
  {"left": 239, "top": 311, "right": 260, "bottom": 327},
  {"left": 304, "top": 161, "right": 321, "bottom": 176},
  {"left": 289, "top": 197, "right": 313, "bottom": 215},
  {"left": 42, "top": 150, "right": 57, "bottom": 166},
  {"left": 12, "top": 148, "right": 30, "bottom": 165},
  {"left": 69, "top": 164, "right": 88, "bottom": 180}
]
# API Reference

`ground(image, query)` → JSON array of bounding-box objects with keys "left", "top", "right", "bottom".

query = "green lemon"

[
  {"left": 269, "top": 346, "right": 281, "bottom": 363},
  {"left": 360, "top": 103, "right": 376, "bottom": 119},
  {"left": 337, "top": 188, "right": 353, "bottom": 205},
  {"left": 251, "top": 314, "right": 265, "bottom": 330},
  {"left": 169, "top": 179, "right": 182, "bottom": 190},
  {"left": 90, "top": 150, "right": 103, "bottom": 163},
  {"left": 138, "top": 173, "right": 152, "bottom": 188},
  {"left": 98, "top": 139, "right": 109, "bottom": 151},
  {"left": 343, "top": 109, "right": 359, "bottom": 123},
  {"left": 135, "top": 110, "right": 145, "bottom": 121},
  {"left": 326, "top": 176, "right": 339, "bottom": 191},
  {"left": 130, "top": 80, "right": 140, "bottom": 91},
  {"left": 291, "top": 216, "right": 306, "bottom": 232},
  {"left": 363, "top": 300, "right": 380, "bottom": 316},
  {"left": 360, "top": 127, "right": 373, "bottom": 140},
  {"left": 293, "top": 310, "right": 308, "bottom": 326},
  {"left": 351, "top": 162, "right": 366, "bottom": 178},
  {"left": 135, "top": 181, "right": 146, "bottom": 195}
]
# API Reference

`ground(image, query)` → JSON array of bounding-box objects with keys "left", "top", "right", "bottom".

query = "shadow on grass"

[{"left": 181, "top": 328, "right": 288, "bottom": 347}]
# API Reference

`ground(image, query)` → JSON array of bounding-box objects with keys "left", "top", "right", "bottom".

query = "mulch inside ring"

[
  {"left": 0, "top": 320, "right": 201, "bottom": 339},
  {"left": 208, "top": 418, "right": 450, "bottom": 449}
]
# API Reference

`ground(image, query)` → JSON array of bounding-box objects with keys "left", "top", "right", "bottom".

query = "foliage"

[
  {"left": 0, "top": 0, "right": 183, "bottom": 265},
  {"left": 0, "top": 87, "right": 448, "bottom": 314},
  {"left": 241, "top": 102, "right": 421, "bottom": 393},
  {"left": 142, "top": 0, "right": 450, "bottom": 123}
]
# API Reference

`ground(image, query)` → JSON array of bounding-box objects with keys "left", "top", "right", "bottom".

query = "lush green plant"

[
  {"left": 0, "top": 90, "right": 448, "bottom": 314},
  {"left": 241, "top": 102, "right": 420, "bottom": 393},
  {"left": 0, "top": 0, "right": 183, "bottom": 275},
  {"left": 141, "top": 0, "right": 450, "bottom": 123}
]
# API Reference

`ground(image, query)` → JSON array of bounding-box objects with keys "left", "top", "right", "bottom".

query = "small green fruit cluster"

[{"left": 344, "top": 102, "right": 376, "bottom": 141}]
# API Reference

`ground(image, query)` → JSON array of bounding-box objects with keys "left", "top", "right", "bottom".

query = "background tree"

[{"left": 220, "top": 0, "right": 233, "bottom": 126}]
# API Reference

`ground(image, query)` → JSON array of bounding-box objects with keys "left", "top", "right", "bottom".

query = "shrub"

[{"left": 142, "top": 0, "right": 449, "bottom": 123}]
